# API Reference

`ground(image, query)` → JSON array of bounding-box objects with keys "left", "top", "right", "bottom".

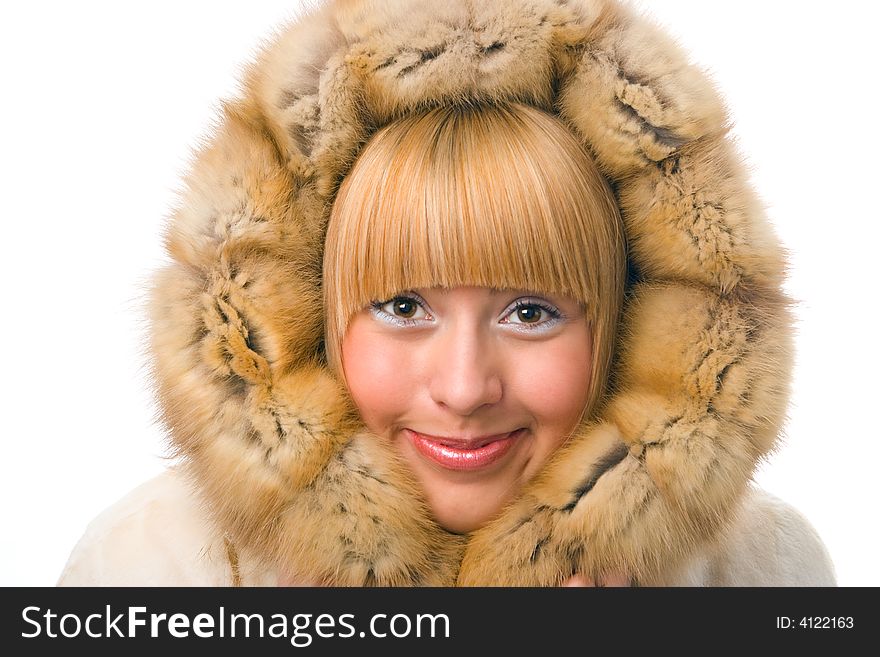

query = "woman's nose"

[{"left": 427, "top": 325, "right": 503, "bottom": 416}]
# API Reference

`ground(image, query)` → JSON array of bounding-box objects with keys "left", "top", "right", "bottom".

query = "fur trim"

[{"left": 149, "top": 0, "right": 792, "bottom": 585}]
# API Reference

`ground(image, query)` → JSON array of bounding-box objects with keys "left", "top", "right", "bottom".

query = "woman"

[{"left": 59, "top": 0, "right": 835, "bottom": 586}]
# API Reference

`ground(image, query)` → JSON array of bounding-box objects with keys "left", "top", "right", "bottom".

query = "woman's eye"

[
  {"left": 503, "top": 300, "right": 562, "bottom": 329},
  {"left": 384, "top": 297, "right": 425, "bottom": 319},
  {"left": 510, "top": 304, "right": 544, "bottom": 323},
  {"left": 370, "top": 294, "right": 429, "bottom": 325}
]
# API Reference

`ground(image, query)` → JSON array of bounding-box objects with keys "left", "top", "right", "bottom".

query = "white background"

[{"left": 1, "top": 1, "right": 877, "bottom": 586}]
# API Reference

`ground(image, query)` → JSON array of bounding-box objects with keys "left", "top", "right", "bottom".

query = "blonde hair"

[{"left": 323, "top": 101, "right": 625, "bottom": 418}]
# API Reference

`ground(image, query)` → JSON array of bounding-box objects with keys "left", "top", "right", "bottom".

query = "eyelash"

[{"left": 368, "top": 293, "right": 564, "bottom": 331}]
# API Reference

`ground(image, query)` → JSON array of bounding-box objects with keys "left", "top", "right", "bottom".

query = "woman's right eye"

[{"left": 369, "top": 294, "right": 430, "bottom": 325}]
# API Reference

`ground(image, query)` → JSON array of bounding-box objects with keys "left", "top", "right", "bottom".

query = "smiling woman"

[
  {"left": 56, "top": 0, "right": 837, "bottom": 587},
  {"left": 324, "top": 102, "right": 623, "bottom": 535}
]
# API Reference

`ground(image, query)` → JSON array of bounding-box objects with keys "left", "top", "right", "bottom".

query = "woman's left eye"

[{"left": 502, "top": 300, "right": 562, "bottom": 328}]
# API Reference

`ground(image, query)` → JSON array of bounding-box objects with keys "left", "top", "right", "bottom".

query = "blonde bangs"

[{"left": 324, "top": 102, "right": 625, "bottom": 414}]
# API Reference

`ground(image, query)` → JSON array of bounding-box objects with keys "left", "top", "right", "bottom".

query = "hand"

[{"left": 564, "top": 573, "right": 630, "bottom": 587}]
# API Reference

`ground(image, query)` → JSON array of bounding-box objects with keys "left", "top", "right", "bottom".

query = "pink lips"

[{"left": 406, "top": 428, "right": 524, "bottom": 471}]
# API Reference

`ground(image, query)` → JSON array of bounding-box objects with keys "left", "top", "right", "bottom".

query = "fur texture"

[{"left": 149, "top": 0, "right": 793, "bottom": 586}]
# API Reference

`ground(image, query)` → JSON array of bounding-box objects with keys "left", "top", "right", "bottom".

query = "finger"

[{"left": 563, "top": 574, "right": 596, "bottom": 587}]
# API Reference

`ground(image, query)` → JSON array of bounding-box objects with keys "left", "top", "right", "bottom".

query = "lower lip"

[{"left": 406, "top": 429, "right": 523, "bottom": 471}]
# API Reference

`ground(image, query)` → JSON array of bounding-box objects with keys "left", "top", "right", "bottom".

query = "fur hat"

[{"left": 149, "top": 0, "right": 792, "bottom": 585}]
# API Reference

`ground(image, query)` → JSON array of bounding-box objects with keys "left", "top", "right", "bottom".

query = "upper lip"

[{"left": 407, "top": 428, "right": 522, "bottom": 449}]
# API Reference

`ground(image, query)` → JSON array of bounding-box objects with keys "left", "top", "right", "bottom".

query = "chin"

[{"left": 431, "top": 497, "right": 509, "bottom": 535}]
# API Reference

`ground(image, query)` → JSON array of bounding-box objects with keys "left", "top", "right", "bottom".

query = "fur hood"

[{"left": 149, "top": 0, "right": 792, "bottom": 586}]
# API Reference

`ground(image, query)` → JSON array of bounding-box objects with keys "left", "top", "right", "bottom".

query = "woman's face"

[{"left": 341, "top": 286, "right": 592, "bottom": 534}]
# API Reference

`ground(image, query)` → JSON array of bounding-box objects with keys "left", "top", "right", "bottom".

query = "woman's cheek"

[
  {"left": 512, "top": 333, "right": 592, "bottom": 428},
  {"left": 342, "top": 324, "right": 413, "bottom": 432}
]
